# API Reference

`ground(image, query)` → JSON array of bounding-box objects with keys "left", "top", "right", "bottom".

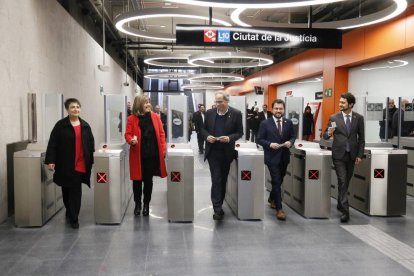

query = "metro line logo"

[
  {"left": 217, "top": 30, "right": 230, "bottom": 43},
  {"left": 204, "top": 29, "right": 216, "bottom": 42}
]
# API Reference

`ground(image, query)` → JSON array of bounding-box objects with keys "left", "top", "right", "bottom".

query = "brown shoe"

[
  {"left": 276, "top": 209, "right": 286, "bottom": 221},
  {"left": 270, "top": 201, "right": 277, "bottom": 209}
]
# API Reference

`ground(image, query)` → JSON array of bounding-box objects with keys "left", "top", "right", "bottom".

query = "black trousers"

[
  {"left": 61, "top": 173, "right": 83, "bottom": 223},
  {"left": 267, "top": 162, "right": 288, "bottom": 210},
  {"left": 196, "top": 132, "right": 204, "bottom": 152},
  {"left": 133, "top": 160, "right": 155, "bottom": 205},
  {"left": 207, "top": 149, "right": 232, "bottom": 213},
  {"left": 333, "top": 152, "right": 355, "bottom": 213}
]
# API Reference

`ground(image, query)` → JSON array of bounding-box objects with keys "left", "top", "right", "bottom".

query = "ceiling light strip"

[{"left": 188, "top": 52, "right": 273, "bottom": 68}]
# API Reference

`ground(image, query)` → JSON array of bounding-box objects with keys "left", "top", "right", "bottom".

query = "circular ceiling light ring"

[
  {"left": 189, "top": 73, "right": 245, "bottom": 82},
  {"left": 166, "top": 0, "right": 346, "bottom": 9},
  {"left": 181, "top": 83, "right": 224, "bottom": 90},
  {"left": 232, "top": 0, "right": 407, "bottom": 29},
  {"left": 114, "top": 8, "right": 232, "bottom": 41},
  {"left": 188, "top": 52, "right": 273, "bottom": 68},
  {"left": 144, "top": 54, "right": 196, "bottom": 68},
  {"left": 144, "top": 72, "right": 193, "bottom": 80}
]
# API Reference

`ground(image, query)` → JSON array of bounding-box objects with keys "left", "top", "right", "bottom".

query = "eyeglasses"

[{"left": 214, "top": 100, "right": 226, "bottom": 104}]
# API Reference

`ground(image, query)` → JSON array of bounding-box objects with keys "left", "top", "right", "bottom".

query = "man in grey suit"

[
  {"left": 201, "top": 91, "right": 243, "bottom": 220},
  {"left": 324, "top": 92, "right": 365, "bottom": 223}
]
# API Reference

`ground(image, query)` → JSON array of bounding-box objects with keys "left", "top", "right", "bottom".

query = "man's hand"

[
  {"left": 47, "top": 164, "right": 55, "bottom": 171},
  {"left": 207, "top": 135, "right": 216, "bottom": 143},
  {"left": 284, "top": 141, "right": 292, "bottom": 148},
  {"left": 355, "top": 157, "right": 362, "bottom": 165},
  {"left": 218, "top": 136, "right": 230, "bottom": 143},
  {"left": 270, "top": 143, "right": 281, "bottom": 150}
]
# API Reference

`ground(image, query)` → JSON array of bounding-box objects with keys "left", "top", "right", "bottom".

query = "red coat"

[{"left": 125, "top": 112, "right": 167, "bottom": 180}]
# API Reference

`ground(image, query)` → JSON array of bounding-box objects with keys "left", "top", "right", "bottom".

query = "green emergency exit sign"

[{"left": 324, "top": 88, "right": 332, "bottom": 97}]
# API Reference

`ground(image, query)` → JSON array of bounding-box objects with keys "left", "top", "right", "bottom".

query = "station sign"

[{"left": 176, "top": 25, "right": 342, "bottom": 49}]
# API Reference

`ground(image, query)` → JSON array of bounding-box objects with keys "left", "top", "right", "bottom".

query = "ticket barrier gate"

[
  {"left": 391, "top": 137, "right": 414, "bottom": 196},
  {"left": 320, "top": 140, "right": 408, "bottom": 216},
  {"left": 14, "top": 146, "right": 63, "bottom": 227},
  {"left": 167, "top": 143, "right": 194, "bottom": 222},
  {"left": 225, "top": 143, "right": 264, "bottom": 220},
  {"left": 93, "top": 144, "right": 132, "bottom": 224},
  {"left": 349, "top": 146, "right": 407, "bottom": 216},
  {"left": 281, "top": 141, "right": 332, "bottom": 218}
]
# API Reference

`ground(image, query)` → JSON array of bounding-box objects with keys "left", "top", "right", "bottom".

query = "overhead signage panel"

[{"left": 176, "top": 25, "right": 342, "bottom": 49}]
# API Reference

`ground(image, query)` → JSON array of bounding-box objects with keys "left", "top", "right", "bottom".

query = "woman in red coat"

[{"left": 125, "top": 95, "right": 167, "bottom": 216}]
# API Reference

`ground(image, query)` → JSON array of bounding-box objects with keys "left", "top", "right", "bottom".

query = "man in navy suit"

[
  {"left": 258, "top": 99, "right": 296, "bottom": 220},
  {"left": 323, "top": 92, "right": 365, "bottom": 223},
  {"left": 201, "top": 91, "right": 243, "bottom": 220}
]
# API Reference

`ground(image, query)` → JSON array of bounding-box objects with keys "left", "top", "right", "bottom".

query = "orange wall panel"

[
  {"left": 335, "top": 28, "right": 365, "bottom": 67},
  {"left": 364, "top": 19, "right": 406, "bottom": 59},
  {"left": 407, "top": 9, "right": 414, "bottom": 48}
]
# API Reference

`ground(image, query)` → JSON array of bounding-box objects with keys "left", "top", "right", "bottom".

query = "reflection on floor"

[{"left": 1, "top": 134, "right": 414, "bottom": 275}]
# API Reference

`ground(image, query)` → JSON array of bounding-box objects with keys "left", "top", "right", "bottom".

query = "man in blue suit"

[{"left": 258, "top": 99, "right": 296, "bottom": 220}]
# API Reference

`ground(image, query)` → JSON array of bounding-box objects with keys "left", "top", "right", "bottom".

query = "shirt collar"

[
  {"left": 217, "top": 108, "right": 229, "bottom": 116},
  {"left": 342, "top": 111, "right": 352, "bottom": 118}
]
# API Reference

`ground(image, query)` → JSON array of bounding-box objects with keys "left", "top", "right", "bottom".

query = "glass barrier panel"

[
  {"left": 104, "top": 95, "right": 126, "bottom": 144},
  {"left": 285, "top": 97, "right": 304, "bottom": 139},
  {"left": 229, "top": 96, "right": 246, "bottom": 142},
  {"left": 167, "top": 95, "right": 188, "bottom": 143},
  {"left": 43, "top": 94, "right": 63, "bottom": 143}
]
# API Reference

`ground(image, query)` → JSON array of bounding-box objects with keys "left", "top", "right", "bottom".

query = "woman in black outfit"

[
  {"left": 302, "top": 106, "right": 314, "bottom": 141},
  {"left": 45, "top": 98, "right": 95, "bottom": 229}
]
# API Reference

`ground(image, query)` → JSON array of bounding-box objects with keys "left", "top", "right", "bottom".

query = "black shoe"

[
  {"left": 142, "top": 204, "right": 149, "bottom": 216},
  {"left": 134, "top": 203, "right": 141, "bottom": 216},
  {"left": 65, "top": 211, "right": 70, "bottom": 221},
  {"left": 213, "top": 212, "right": 224, "bottom": 220},
  {"left": 340, "top": 212, "right": 350, "bottom": 223},
  {"left": 70, "top": 221, "right": 79, "bottom": 229}
]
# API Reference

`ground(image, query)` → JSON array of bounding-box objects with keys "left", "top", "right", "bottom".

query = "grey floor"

[{"left": 2, "top": 135, "right": 414, "bottom": 275}]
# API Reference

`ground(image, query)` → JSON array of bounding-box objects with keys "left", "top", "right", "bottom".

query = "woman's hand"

[{"left": 47, "top": 164, "right": 55, "bottom": 171}]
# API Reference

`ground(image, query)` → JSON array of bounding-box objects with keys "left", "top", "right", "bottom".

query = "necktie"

[
  {"left": 277, "top": 120, "right": 282, "bottom": 135},
  {"left": 345, "top": 115, "right": 351, "bottom": 152},
  {"left": 345, "top": 115, "right": 351, "bottom": 134}
]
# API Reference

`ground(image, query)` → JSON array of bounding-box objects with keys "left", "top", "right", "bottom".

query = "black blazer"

[
  {"left": 45, "top": 116, "right": 95, "bottom": 187},
  {"left": 192, "top": 111, "right": 204, "bottom": 133},
  {"left": 201, "top": 107, "right": 243, "bottom": 161},
  {"left": 258, "top": 111, "right": 272, "bottom": 122},
  {"left": 257, "top": 117, "right": 296, "bottom": 166},
  {"left": 323, "top": 112, "right": 365, "bottom": 160}
]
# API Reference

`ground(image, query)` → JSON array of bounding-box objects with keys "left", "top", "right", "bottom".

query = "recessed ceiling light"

[{"left": 115, "top": 8, "right": 232, "bottom": 41}]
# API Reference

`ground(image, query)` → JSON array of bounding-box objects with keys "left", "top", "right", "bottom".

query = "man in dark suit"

[
  {"left": 258, "top": 104, "right": 272, "bottom": 122},
  {"left": 258, "top": 99, "right": 296, "bottom": 221},
  {"left": 192, "top": 104, "right": 206, "bottom": 154},
  {"left": 323, "top": 92, "right": 365, "bottom": 223},
  {"left": 201, "top": 91, "right": 243, "bottom": 220}
]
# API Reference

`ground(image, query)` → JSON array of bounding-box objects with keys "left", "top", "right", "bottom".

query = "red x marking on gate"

[
  {"left": 97, "top": 172, "right": 107, "bottom": 183},
  {"left": 374, "top": 169, "right": 384, "bottom": 178},
  {"left": 241, "top": 170, "right": 251, "bottom": 181},
  {"left": 308, "top": 170, "right": 319, "bottom": 180},
  {"left": 171, "top": 171, "right": 181, "bottom": 182}
]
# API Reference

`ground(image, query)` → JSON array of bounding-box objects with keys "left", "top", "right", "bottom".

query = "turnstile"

[
  {"left": 93, "top": 144, "right": 132, "bottom": 224},
  {"left": 167, "top": 143, "right": 194, "bottom": 222},
  {"left": 225, "top": 143, "right": 264, "bottom": 220},
  {"left": 283, "top": 141, "right": 332, "bottom": 218},
  {"left": 320, "top": 140, "right": 408, "bottom": 216},
  {"left": 14, "top": 149, "right": 63, "bottom": 227},
  {"left": 349, "top": 147, "right": 407, "bottom": 216},
  {"left": 391, "top": 137, "right": 414, "bottom": 196}
]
